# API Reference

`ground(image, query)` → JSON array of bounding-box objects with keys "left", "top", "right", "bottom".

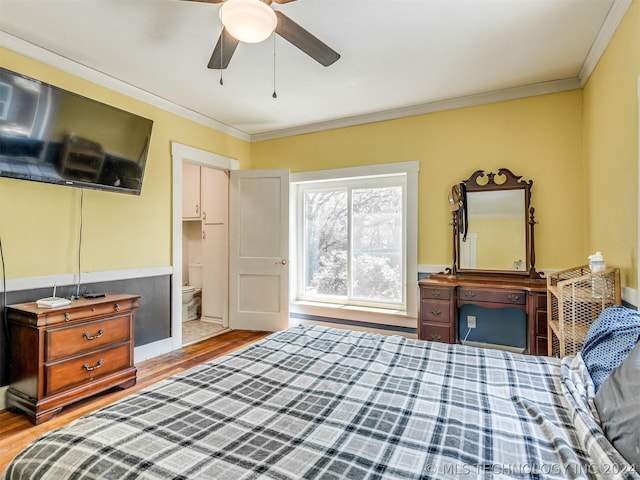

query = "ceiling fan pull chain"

[
  {"left": 272, "top": 33, "right": 277, "bottom": 99},
  {"left": 220, "top": 30, "right": 224, "bottom": 86}
]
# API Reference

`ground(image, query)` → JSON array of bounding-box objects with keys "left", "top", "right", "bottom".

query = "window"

[
  {"left": 292, "top": 162, "right": 418, "bottom": 314},
  {"left": 0, "top": 82, "right": 12, "bottom": 121}
]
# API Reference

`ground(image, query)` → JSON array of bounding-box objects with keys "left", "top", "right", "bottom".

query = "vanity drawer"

[
  {"left": 458, "top": 288, "right": 526, "bottom": 306},
  {"left": 420, "top": 323, "right": 451, "bottom": 344},
  {"left": 45, "top": 343, "right": 132, "bottom": 396},
  {"left": 420, "top": 300, "right": 451, "bottom": 324},
  {"left": 420, "top": 287, "right": 452, "bottom": 301},
  {"left": 45, "top": 315, "right": 131, "bottom": 362}
]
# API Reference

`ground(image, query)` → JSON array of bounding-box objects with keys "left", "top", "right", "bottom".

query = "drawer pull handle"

[
  {"left": 82, "top": 359, "right": 104, "bottom": 371},
  {"left": 431, "top": 334, "right": 442, "bottom": 341},
  {"left": 465, "top": 291, "right": 476, "bottom": 298},
  {"left": 508, "top": 294, "right": 520, "bottom": 302},
  {"left": 64, "top": 313, "right": 71, "bottom": 322},
  {"left": 83, "top": 329, "right": 105, "bottom": 341},
  {"left": 114, "top": 304, "right": 120, "bottom": 312},
  {"left": 431, "top": 308, "right": 442, "bottom": 316},
  {"left": 431, "top": 290, "right": 441, "bottom": 298}
]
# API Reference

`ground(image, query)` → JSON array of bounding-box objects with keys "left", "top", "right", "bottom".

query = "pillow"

[
  {"left": 595, "top": 339, "right": 640, "bottom": 470},
  {"left": 581, "top": 306, "right": 640, "bottom": 392}
]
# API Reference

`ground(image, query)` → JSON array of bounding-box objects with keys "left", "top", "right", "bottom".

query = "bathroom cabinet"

[
  {"left": 182, "top": 162, "right": 201, "bottom": 219},
  {"left": 202, "top": 223, "right": 228, "bottom": 321},
  {"left": 201, "top": 167, "right": 228, "bottom": 225}
]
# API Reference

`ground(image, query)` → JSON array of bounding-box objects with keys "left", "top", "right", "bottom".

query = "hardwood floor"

[{"left": 0, "top": 329, "right": 270, "bottom": 472}]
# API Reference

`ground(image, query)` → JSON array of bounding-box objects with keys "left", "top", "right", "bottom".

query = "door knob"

[{"left": 276, "top": 259, "right": 288, "bottom": 266}]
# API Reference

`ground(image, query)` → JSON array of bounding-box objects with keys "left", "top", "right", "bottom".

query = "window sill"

[{"left": 290, "top": 301, "right": 416, "bottom": 331}]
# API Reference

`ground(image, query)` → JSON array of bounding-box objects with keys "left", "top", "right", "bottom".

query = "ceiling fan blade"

[
  {"left": 274, "top": 11, "right": 340, "bottom": 67},
  {"left": 208, "top": 28, "right": 240, "bottom": 69},
  {"left": 182, "top": 0, "right": 224, "bottom": 4}
]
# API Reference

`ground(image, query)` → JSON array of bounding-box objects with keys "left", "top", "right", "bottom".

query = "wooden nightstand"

[{"left": 6, "top": 293, "right": 139, "bottom": 424}]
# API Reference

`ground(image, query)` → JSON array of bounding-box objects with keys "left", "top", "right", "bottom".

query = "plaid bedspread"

[{"left": 2, "top": 325, "right": 638, "bottom": 480}]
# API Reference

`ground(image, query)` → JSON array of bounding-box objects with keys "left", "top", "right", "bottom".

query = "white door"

[
  {"left": 229, "top": 169, "right": 290, "bottom": 331},
  {"left": 459, "top": 232, "right": 478, "bottom": 269}
]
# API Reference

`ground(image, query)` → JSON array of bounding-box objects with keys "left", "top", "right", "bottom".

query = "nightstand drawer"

[
  {"left": 420, "top": 300, "right": 451, "bottom": 324},
  {"left": 45, "top": 343, "right": 132, "bottom": 396},
  {"left": 45, "top": 315, "right": 131, "bottom": 362},
  {"left": 42, "top": 298, "right": 137, "bottom": 326},
  {"left": 458, "top": 288, "right": 526, "bottom": 305},
  {"left": 420, "top": 323, "right": 451, "bottom": 343}
]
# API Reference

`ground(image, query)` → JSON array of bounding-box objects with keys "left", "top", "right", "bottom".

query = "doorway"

[
  {"left": 182, "top": 163, "right": 229, "bottom": 345},
  {"left": 171, "top": 142, "right": 239, "bottom": 349}
]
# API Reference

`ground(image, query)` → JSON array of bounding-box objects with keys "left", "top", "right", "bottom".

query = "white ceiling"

[{"left": 0, "top": 0, "right": 629, "bottom": 141}]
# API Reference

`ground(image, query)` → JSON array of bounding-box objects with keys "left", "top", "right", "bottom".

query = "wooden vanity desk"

[
  {"left": 418, "top": 273, "right": 548, "bottom": 355},
  {"left": 423, "top": 168, "right": 548, "bottom": 355}
]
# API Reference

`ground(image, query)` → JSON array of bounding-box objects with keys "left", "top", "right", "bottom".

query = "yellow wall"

[
  {"left": 252, "top": 91, "right": 585, "bottom": 272},
  {"left": 0, "top": 48, "right": 250, "bottom": 278},
  {"left": 583, "top": 0, "right": 639, "bottom": 288}
]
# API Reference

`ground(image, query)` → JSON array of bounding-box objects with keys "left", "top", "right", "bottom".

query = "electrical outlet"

[{"left": 468, "top": 315, "right": 476, "bottom": 328}]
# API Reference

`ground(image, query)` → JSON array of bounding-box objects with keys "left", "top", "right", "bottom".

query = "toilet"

[{"left": 182, "top": 263, "right": 202, "bottom": 322}]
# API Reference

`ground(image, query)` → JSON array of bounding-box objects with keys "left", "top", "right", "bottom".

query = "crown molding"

[
  {"left": 578, "top": 0, "right": 633, "bottom": 86},
  {"left": 251, "top": 78, "right": 581, "bottom": 141},
  {"left": 2, "top": 0, "right": 630, "bottom": 145},
  {"left": 0, "top": 31, "right": 251, "bottom": 142}
]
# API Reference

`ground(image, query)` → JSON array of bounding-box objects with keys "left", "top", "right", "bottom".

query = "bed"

[{"left": 2, "top": 324, "right": 638, "bottom": 479}]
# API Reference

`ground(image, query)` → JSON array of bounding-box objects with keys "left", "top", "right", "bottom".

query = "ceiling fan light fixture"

[{"left": 219, "top": 0, "right": 277, "bottom": 44}]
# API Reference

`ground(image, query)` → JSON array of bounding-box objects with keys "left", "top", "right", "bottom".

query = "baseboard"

[
  {"left": 461, "top": 340, "right": 526, "bottom": 354},
  {"left": 621, "top": 286, "right": 638, "bottom": 309},
  {"left": 134, "top": 337, "right": 174, "bottom": 364},
  {"left": 291, "top": 318, "right": 417, "bottom": 339}
]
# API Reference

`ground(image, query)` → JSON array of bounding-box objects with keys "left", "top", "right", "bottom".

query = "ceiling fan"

[{"left": 184, "top": 0, "right": 340, "bottom": 70}]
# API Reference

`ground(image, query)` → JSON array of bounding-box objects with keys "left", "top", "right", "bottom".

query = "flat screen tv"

[{"left": 0, "top": 67, "right": 153, "bottom": 195}]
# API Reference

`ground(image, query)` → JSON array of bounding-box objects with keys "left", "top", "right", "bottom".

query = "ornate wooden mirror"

[{"left": 450, "top": 168, "right": 539, "bottom": 278}]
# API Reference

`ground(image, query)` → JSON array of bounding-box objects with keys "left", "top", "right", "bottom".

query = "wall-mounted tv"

[{"left": 0, "top": 67, "right": 153, "bottom": 195}]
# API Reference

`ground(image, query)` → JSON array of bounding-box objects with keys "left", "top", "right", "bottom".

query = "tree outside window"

[{"left": 302, "top": 181, "right": 403, "bottom": 307}]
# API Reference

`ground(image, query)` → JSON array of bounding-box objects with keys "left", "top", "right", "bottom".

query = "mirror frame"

[{"left": 451, "top": 168, "right": 540, "bottom": 278}]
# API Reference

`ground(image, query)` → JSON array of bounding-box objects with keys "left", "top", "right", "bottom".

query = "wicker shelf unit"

[{"left": 547, "top": 265, "right": 620, "bottom": 357}]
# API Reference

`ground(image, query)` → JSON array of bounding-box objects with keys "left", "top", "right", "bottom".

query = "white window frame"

[
  {"left": 291, "top": 161, "right": 418, "bottom": 318},
  {"left": 0, "top": 82, "right": 13, "bottom": 121}
]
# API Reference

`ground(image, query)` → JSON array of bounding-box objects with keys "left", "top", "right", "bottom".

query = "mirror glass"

[
  {"left": 459, "top": 190, "right": 527, "bottom": 271},
  {"left": 452, "top": 168, "right": 538, "bottom": 277}
]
